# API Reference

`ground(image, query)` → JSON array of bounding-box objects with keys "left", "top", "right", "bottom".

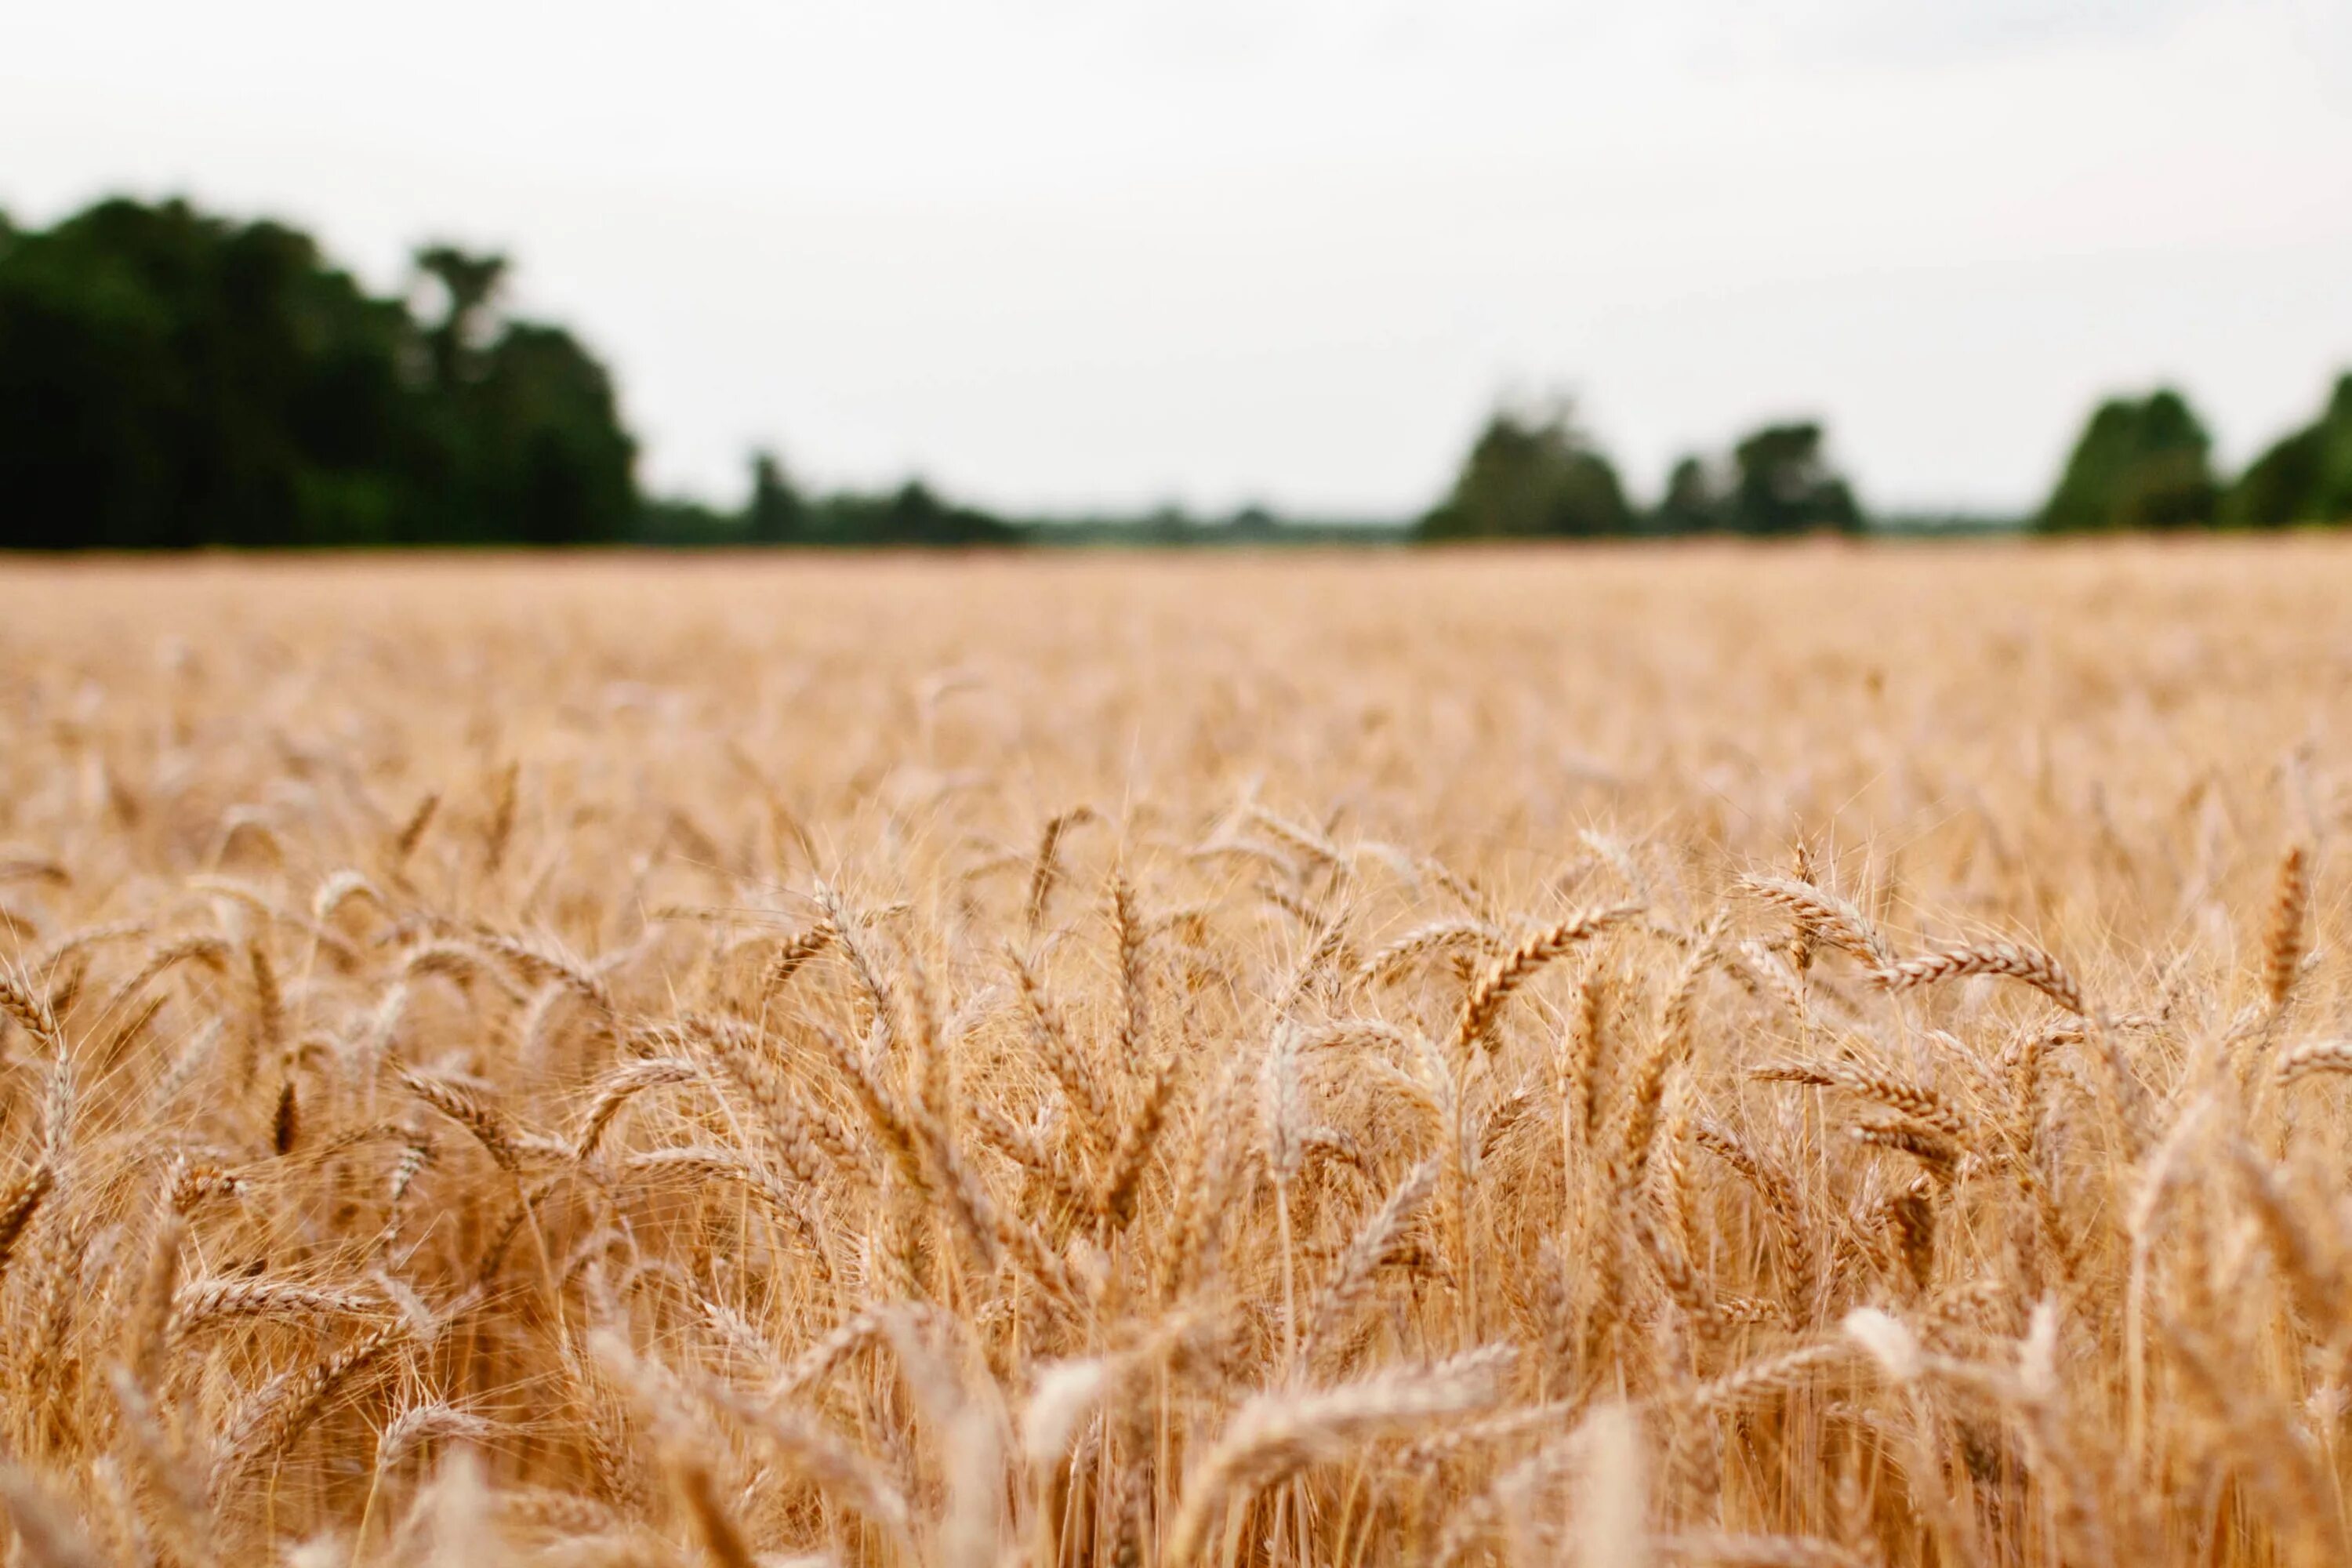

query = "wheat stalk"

[
  {"left": 1450, "top": 902, "right": 1642, "bottom": 1055},
  {"left": 1163, "top": 1347, "right": 1512, "bottom": 1564}
]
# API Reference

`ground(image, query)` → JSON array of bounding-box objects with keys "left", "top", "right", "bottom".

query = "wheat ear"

[{"left": 1450, "top": 902, "right": 1641, "bottom": 1055}]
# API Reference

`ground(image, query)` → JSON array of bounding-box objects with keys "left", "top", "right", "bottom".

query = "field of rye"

[{"left": 0, "top": 541, "right": 2348, "bottom": 1568}]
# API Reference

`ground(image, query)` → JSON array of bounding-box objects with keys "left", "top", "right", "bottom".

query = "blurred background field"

[{"left": 10, "top": 538, "right": 2344, "bottom": 907}]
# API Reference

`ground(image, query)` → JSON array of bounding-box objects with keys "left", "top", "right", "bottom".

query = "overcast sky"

[{"left": 8, "top": 0, "right": 2352, "bottom": 517}]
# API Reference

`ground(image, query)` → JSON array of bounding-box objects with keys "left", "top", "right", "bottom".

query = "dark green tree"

[
  {"left": 746, "top": 449, "right": 806, "bottom": 543},
  {"left": 0, "top": 198, "right": 419, "bottom": 548},
  {"left": 2314, "top": 375, "right": 2352, "bottom": 521},
  {"left": 863, "top": 479, "right": 1016, "bottom": 545},
  {"left": 1227, "top": 503, "right": 1279, "bottom": 539},
  {"left": 1650, "top": 453, "right": 1724, "bottom": 535},
  {"left": 404, "top": 243, "right": 637, "bottom": 544},
  {"left": 1723, "top": 422, "right": 1864, "bottom": 535},
  {"left": 2228, "top": 426, "right": 2325, "bottom": 528},
  {"left": 414, "top": 245, "right": 510, "bottom": 389},
  {"left": 1421, "top": 398, "right": 1632, "bottom": 539},
  {"left": 2040, "top": 388, "right": 2216, "bottom": 532},
  {"left": 459, "top": 323, "right": 637, "bottom": 543},
  {"left": 0, "top": 198, "right": 640, "bottom": 549},
  {"left": 2225, "top": 374, "right": 2352, "bottom": 527}
]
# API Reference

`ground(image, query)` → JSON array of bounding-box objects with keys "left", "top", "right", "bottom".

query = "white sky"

[{"left": 7, "top": 0, "right": 2352, "bottom": 517}]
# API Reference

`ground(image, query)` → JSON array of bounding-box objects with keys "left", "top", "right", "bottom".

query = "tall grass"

[{"left": 0, "top": 543, "right": 2345, "bottom": 1566}]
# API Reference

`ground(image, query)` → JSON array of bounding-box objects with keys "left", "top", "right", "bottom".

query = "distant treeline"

[
  {"left": 637, "top": 465, "right": 1388, "bottom": 549},
  {"left": 1423, "top": 379, "right": 2352, "bottom": 539},
  {"left": 2041, "top": 383, "right": 2352, "bottom": 531},
  {"left": 0, "top": 195, "right": 1364, "bottom": 550},
  {"left": 1421, "top": 405, "right": 1865, "bottom": 539},
  {"left": 2, "top": 195, "right": 2347, "bottom": 548},
  {"left": 0, "top": 199, "right": 638, "bottom": 548}
]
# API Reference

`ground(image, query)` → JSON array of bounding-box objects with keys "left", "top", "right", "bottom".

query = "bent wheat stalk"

[{"left": 1450, "top": 903, "right": 1642, "bottom": 1056}]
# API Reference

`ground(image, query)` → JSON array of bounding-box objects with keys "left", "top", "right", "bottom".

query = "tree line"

[
  {"left": 0, "top": 196, "right": 1022, "bottom": 550},
  {"left": 2040, "top": 383, "right": 2352, "bottom": 531},
  {"left": 0, "top": 199, "right": 637, "bottom": 547},
  {"left": 3, "top": 194, "right": 2348, "bottom": 547},
  {"left": 1421, "top": 378, "right": 2352, "bottom": 540},
  {"left": 1420, "top": 401, "right": 1864, "bottom": 539}
]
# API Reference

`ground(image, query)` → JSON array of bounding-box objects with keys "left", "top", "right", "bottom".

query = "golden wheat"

[{"left": 0, "top": 542, "right": 2344, "bottom": 1565}]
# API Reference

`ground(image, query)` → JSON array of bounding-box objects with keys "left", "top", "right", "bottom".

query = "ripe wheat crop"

[{"left": 0, "top": 541, "right": 2347, "bottom": 1566}]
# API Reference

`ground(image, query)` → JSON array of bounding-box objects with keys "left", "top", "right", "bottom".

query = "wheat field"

[{"left": 0, "top": 541, "right": 2347, "bottom": 1567}]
